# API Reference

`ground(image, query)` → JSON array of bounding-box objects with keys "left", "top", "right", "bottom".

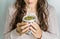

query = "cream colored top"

[{"left": 4, "top": 5, "right": 59, "bottom": 39}]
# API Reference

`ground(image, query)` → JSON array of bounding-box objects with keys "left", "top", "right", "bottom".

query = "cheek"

[{"left": 34, "top": 0, "right": 37, "bottom": 4}]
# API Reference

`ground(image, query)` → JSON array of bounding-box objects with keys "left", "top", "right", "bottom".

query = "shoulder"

[
  {"left": 48, "top": 4, "right": 56, "bottom": 16},
  {"left": 8, "top": 5, "right": 17, "bottom": 16},
  {"left": 48, "top": 4, "right": 55, "bottom": 12}
]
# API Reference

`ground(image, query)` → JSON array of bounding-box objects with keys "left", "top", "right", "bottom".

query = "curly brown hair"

[{"left": 9, "top": 0, "right": 49, "bottom": 33}]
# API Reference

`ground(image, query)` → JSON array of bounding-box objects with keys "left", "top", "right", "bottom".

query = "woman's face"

[{"left": 24, "top": 0, "right": 38, "bottom": 7}]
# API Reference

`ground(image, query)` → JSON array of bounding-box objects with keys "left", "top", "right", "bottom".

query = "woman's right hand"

[{"left": 16, "top": 22, "right": 29, "bottom": 35}]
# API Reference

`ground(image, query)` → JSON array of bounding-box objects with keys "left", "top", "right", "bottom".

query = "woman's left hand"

[{"left": 29, "top": 22, "right": 42, "bottom": 39}]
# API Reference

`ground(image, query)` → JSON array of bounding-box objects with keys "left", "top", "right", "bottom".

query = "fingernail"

[{"left": 28, "top": 24, "right": 30, "bottom": 25}]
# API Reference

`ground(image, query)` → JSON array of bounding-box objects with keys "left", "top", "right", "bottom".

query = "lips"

[{"left": 28, "top": 2, "right": 33, "bottom": 4}]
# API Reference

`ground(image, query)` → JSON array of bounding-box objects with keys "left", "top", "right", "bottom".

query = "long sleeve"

[
  {"left": 41, "top": 6, "right": 59, "bottom": 39},
  {"left": 4, "top": 5, "right": 16, "bottom": 39}
]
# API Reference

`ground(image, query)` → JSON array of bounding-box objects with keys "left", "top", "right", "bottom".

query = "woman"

[{"left": 4, "top": 0, "right": 59, "bottom": 39}]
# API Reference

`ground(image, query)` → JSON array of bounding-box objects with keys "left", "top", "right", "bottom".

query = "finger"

[
  {"left": 22, "top": 27, "right": 29, "bottom": 33},
  {"left": 17, "top": 22, "right": 27, "bottom": 27},
  {"left": 30, "top": 23, "right": 37, "bottom": 30},
  {"left": 29, "top": 27, "right": 36, "bottom": 33},
  {"left": 17, "top": 22, "right": 28, "bottom": 28},
  {"left": 31, "top": 30, "right": 36, "bottom": 37},
  {"left": 32, "top": 22, "right": 39, "bottom": 27},
  {"left": 21, "top": 24, "right": 29, "bottom": 29},
  {"left": 30, "top": 22, "right": 40, "bottom": 29},
  {"left": 21, "top": 22, "right": 27, "bottom": 25}
]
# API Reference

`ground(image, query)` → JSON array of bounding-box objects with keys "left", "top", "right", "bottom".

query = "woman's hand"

[
  {"left": 30, "top": 22, "right": 42, "bottom": 39},
  {"left": 16, "top": 22, "right": 42, "bottom": 38},
  {"left": 16, "top": 22, "right": 30, "bottom": 35}
]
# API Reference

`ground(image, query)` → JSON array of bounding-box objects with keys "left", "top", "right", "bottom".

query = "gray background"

[{"left": 0, "top": 0, "right": 60, "bottom": 39}]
